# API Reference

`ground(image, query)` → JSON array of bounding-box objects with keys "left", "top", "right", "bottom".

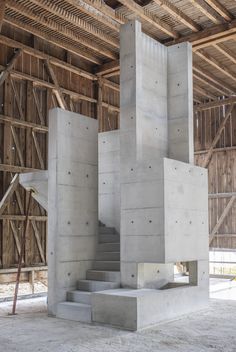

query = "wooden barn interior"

[{"left": 0, "top": 0, "right": 236, "bottom": 350}]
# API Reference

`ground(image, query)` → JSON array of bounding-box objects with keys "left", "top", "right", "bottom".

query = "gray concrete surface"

[
  {"left": 0, "top": 282, "right": 235, "bottom": 352},
  {"left": 48, "top": 108, "right": 98, "bottom": 315}
]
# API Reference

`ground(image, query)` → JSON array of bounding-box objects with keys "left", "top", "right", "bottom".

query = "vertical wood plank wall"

[
  {"left": 194, "top": 106, "right": 236, "bottom": 249},
  {"left": 0, "top": 30, "right": 119, "bottom": 272}
]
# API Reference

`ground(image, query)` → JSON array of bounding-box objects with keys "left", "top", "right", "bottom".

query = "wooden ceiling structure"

[{"left": 0, "top": 0, "right": 236, "bottom": 281}]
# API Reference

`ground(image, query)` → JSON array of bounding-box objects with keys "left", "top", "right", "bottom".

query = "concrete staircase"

[{"left": 57, "top": 222, "right": 120, "bottom": 322}]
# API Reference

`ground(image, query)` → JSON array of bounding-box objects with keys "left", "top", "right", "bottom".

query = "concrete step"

[
  {"left": 98, "top": 234, "right": 120, "bottom": 243},
  {"left": 77, "top": 279, "right": 119, "bottom": 292},
  {"left": 96, "top": 251, "right": 120, "bottom": 261},
  {"left": 98, "top": 227, "right": 116, "bottom": 234},
  {"left": 97, "top": 242, "right": 120, "bottom": 252},
  {"left": 57, "top": 302, "right": 91, "bottom": 323},
  {"left": 67, "top": 290, "right": 91, "bottom": 304},
  {"left": 93, "top": 260, "right": 120, "bottom": 271},
  {"left": 86, "top": 270, "right": 121, "bottom": 283}
]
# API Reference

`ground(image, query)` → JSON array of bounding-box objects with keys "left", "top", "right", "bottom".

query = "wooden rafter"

[
  {"left": 7, "top": 0, "right": 117, "bottom": 61},
  {"left": 213, "top": 43, "right": 236, "bottom": 65},
  {"left": 189, "top": 0, "right": 222, "bottom": 24},
  {"left": 44, "top": 60, "right": 68, "bottom": 110},
  {"left": 0, "top": 174, "right": 19, "bottom": 216},
  {"left": 194, "top": 84, "right": 216, "bottom": 100},
  {"left": 201, "top": 104, "right": 235, "bottom": 168},
  {"left": 29, "top": 0, "right": 119, "bottom": 48},
  {"left": 80, "top": 0, "right": 124, "bottom": 25},
  {"left": 4, "top": 15, "right": 101, "bottom": 65},
  {"left": 65, "top": 0, "right": 120, "bottom": 32},
  {"left": 152, "top": 0, "right": 201, "bottom": 32},
  {"left": 209, "top": 196, "right": 236, "bottom": 245},
  {"left": 193, "top": 72, "right": 229, "bottom": 97},
  {"left": 195, "top": 50, "right": 236, "bottom": 84},
  {"left": 0, "top": 48, "right": 22, "bottom": 86},
  {"left": 193, "top": 64, "right": 234, "bottom": 95},
  {"left": 118, "top": 0, "right": 179, "bottom": 38},
  {"left": 203, "top": 0, "right": 233, "bottom": 22}
]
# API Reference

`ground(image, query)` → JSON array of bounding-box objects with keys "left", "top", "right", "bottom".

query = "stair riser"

[
  {"left": 67, "top": 291, "right": 91, "bottom": 304},
  {"left": 93, "top": 261, "right": 120, "bottom": 271},
  {"left": 98, "top": 234, "right": 120, "bottom": 243},
  {"left": 96, "top": 252, "right": 120, "bottom": 261},
  {"left": 77, "top": 280, "right": 119, "bottom": 292},
  {"left": 97, "top": 243, "right": 120, "bottom": 252},
  {"left": 86, "top": 270, "right": 121, "bottom": 283},
  {"left": 57, "top": 304, "right": 91, "bottom": 323}
]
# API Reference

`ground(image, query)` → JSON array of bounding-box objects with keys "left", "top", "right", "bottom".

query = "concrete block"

[{"left": 57, "top": 302, "right": 92, "bottom": 323}]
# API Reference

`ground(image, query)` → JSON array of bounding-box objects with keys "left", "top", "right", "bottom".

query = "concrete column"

[
  {"left": 98, "top": 130, "right": 120, "bottom": 232},
  {"left": 120, "top": 21, "right": 169, "bottom": 288},
  {"left": 48, "top": 108, "right": 98, "bottom": 315},
  {"left": 167, "top": 43, "right": 194, "bottom": 164}
]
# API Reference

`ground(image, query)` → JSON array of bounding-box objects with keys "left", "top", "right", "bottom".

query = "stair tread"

[
  {"left": 87, "top": 270, "right": 120, "bottom": 273},
  {"left": 58, "top": 301, "right": 91, "bottom": 308},
  {"left": 68, "top": 290, "right": 91, "bottom": 295},
  {"left": 78, "top": 279, "right": 117, "bottom": 284}
]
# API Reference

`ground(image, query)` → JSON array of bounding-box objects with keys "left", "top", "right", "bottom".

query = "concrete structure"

[
  {"left": 91, "top": 21, "right": 209, "bottom": 330},
  {"left": 47, "top": 108, "right": 98, "bottom": 316},
  {"left": 19, "top": 21, "right": 209, "bottom": 331},
  {"left": 19, "top": 171, "right": 48, "bottom": 211}
]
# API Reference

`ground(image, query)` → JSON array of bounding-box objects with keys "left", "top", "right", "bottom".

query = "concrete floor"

[{"left": 0, "top": 279, "right": 235, "bottom": 352}]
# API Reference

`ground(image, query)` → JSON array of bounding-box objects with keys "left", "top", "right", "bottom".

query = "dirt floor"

[
  {"left": 0, "top": 281, "right": 47, "bottom": 299},
  {"left": 0, "top": 279, "right": 235, "bottom": 352}
]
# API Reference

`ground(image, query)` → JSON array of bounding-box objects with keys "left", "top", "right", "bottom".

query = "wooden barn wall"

[
  {"left": 0, "top": 26, "right": 119, "bottom": 274},
  {"left": 194, "top": 106, "right": 236, "bottom": 250}
]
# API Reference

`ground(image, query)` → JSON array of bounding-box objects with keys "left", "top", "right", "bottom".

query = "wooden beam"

[
  {"left": 82, "top": 0, "right": 124, "bottom": 25},
  {"left": 31, "top": 220, "right": 46, "bottom": 263},
  {"left": 32, "top": 131, "right": 45, "bottom": 169},
  {"left": 0, "top": 0, "right": 6, "bottom": 32},
  {"left": 9, "top": 77, "right": 24, "bottom": 120},
  {"left": 7, "top": 0, "right": 117, "bottom": 60},
  {"left": 209, "top": 196, "right": 236, "bottom": 245},
  {"left": 0, "top": 164, "right": 41, "bottom": 173},
  {"left": 209, "top": 192, "right": 236, "bottom": 199},
  {"left": 32, "top": 88, "right": 45, "bottom": 125},
  {"left": 202, "top": 104, "right": 235, "bottom": 168},
  {"left": 0, "top": 174, "right": 19, "bottom": 216},
  {"left": 189, "top": 0, "right": 222, "bottom": 24},
  {"left": 118, "top": 0, "right": 179, "bottom": 38},
  {"left": 166, "top": 20, "right": 236, "bottom": 47},
  {"left": 0, "top": 34, "right": 95, "bottom": 81},
  {"left": 203, "top": 0, "right": 233, "bottom": 22},
  {"left": 44, "top": 60, "right": 67, "bottom": 110},
  {"left": 193, "top": 72, "right": 229, "bottom": 97},
  {"left": 152, "top": 0, "right": 201, "bottom": 32},
  {"left": 10, "top": 126, "right": 25, "bottom": 167},
  {"left": 10, "top": 220, "right": 23, "bottom": 262},
  {"left": 0, "top": 215, "right": 47, "bottom": 221},
  {"left": 4, "top": 15, "right": 101, "bottom": 65},
  {"left": 194, "top": 84, "right": 217, "bottom": 100},
  {"left": 195, "top": 97, "right": 236, "bottom": 111},
  {"left": 0, "top": 48, "right": 22, "bottom": 86},
  {"left": 29, "top": 0, "right": 119, "bottom": 49},
  {"left": 195, "top": 50, "right": 236, "bottom": 83},
  {"left": 96, "top": 60, "right": 120, "bottom": 76}
]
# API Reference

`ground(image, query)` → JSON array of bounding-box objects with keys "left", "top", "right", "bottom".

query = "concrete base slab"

[{"left": 92, "top": 286, "right": 209, "bottom": 330}]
